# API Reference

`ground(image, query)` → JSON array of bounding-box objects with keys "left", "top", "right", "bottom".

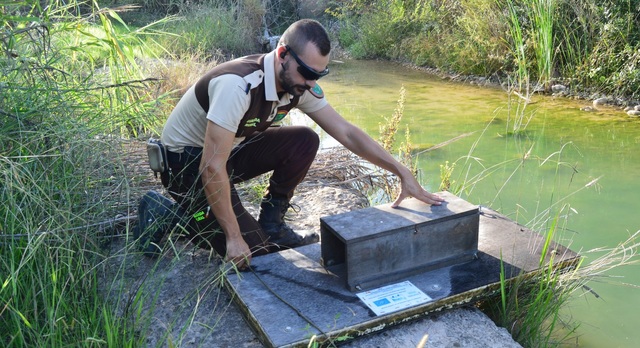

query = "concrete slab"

[{"left": 225, "top": 205, "right": 579, "bottom": 348}]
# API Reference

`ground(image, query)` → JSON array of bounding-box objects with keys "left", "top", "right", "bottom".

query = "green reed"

[
  {"left": 530, "top": 0, "right": 556, "bottom": 90},
  {"left": 0, "top": 1, "right": 170, "bottom": 346},
  {"left": 502, "top": 0, "right": 530, "bottom": 95},
  {"left": 491, "top": 209, "right": 579, "bottom": 347},
  {"left": 500, "top": 0, "right": 557, "bottom": 134}
]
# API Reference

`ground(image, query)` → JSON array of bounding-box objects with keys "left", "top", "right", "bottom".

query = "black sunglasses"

[{"left": 285, "top": 45, "right": 329, "bottom": 80}]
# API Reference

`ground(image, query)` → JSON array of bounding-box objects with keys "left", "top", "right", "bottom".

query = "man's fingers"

[
  {"left": 425, "top": 192, "right": 445, "bottom": 205},
  {"left": 236, "top": 255, "right": 251, "bottom": 269},
  {"left": 392, "top": 191, "right": 445, "bottom": 208},
  {"left": 225, "top": 254, "right": 251, "bottom": 271},
  {"left": 391, "top": 192, "right": 407, "bottom": 208}
]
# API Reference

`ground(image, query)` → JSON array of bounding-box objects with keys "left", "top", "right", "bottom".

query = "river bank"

[
  {"left": 408, "top": 62, "right": 640, "bottom": 116},
  {"left": 326, "top": 41, "right": 640, "bottom": 121}
]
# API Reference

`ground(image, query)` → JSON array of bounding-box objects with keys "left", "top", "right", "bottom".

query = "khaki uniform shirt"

[{"left": 161, "top": 51, "right": 327, "bottom": 153}]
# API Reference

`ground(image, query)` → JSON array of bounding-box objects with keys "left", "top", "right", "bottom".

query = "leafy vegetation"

[
  {"left": 330, "top": 0, "right": 640, "bottom": 100},
  {"left": 1, "top": 1, "right": 164, "bottom": 346}
]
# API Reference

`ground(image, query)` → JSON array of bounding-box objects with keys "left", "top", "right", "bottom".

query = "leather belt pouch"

[{"left": 146, "top": 138, "right": 168, "bottom": 174}]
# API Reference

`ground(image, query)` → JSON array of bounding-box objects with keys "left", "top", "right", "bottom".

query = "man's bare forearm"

[{"left": 200, "top": 165, "right": 243, "bottom": 241}]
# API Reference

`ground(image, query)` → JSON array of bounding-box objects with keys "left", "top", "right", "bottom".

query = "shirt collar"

[{"left": 264, "top": 51, "right": 293, "bottom": 104}]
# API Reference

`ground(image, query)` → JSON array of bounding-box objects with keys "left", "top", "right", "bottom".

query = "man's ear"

[{"left": 277, "top": 45, "right": 287, "bottom": 59}]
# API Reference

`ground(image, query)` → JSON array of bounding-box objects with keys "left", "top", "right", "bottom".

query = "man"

[{"left": 147, "top": 19, "right": 443, "bottom": 269}]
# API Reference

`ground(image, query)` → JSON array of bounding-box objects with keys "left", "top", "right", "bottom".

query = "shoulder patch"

[{"left": 309, "top": 84, "right": 324, "bottom": 98}]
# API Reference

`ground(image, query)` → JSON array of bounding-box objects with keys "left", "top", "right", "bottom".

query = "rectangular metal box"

[{"left": 320, "top": 191, "right": 479, "bottom": 291}]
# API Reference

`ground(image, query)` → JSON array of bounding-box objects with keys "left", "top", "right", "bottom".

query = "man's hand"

[
  {"left": 391, "top": 172, "right": 445, "bottom": 208},
  {"left": 225, "top": 236, "right": 252, "bottom": 270}
]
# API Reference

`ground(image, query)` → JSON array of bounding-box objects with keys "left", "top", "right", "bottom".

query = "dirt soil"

[{"left": 102, "top": 141, "right": 520, "bottom": 348}]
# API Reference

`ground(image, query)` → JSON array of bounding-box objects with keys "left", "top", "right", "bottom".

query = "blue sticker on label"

[{"left": 373, "top": 298, "right": 391, "bottom": 307}]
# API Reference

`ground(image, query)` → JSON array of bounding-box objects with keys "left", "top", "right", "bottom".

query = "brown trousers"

[{"left": 162, "top": 126, "right": 319, "bottom": 257}]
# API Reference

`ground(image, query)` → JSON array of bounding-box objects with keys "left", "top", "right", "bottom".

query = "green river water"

[{"left": 311, "top": 59, "right": 640, "bottom": 347}]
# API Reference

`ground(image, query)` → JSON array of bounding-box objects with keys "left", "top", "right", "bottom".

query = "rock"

[
  {"left": 593, "top": 97, "right": 609, "bottom": 109},
  {"left": 635, "top": 105, "right": 640, "bottom": 111},
  {"left": 533, "top": 84, "right": 545, "bottom": 93},
  {"left": 551, "top": 84, "right": 567, "bottom": 93},
  {"left": 340, "top": 307, "right": 522, "bottom": 348},
  {"left": 627, "top": 110, "right": 640, "bottom": 117}
]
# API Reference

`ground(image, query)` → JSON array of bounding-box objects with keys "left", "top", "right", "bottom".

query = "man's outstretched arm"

[{"left": 308, "top": 104, "right": 444, "bottom": 207}]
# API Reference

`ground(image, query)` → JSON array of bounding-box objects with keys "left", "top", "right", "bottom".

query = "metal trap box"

[{"left": 320, "top": 191, "right": 479, "bottom": 291}]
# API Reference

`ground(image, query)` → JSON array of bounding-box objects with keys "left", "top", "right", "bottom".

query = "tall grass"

[
  {"left": 552, "top": 0, "right": 597, "bottom": 92},
  {"left": 491, "top": 209, "right": 581, "bottom": 347},
  {"left": 502, "top": 0, "right": 530, "bottom": 95},
  {"left": 0, "top": 112, "right": 142, "bottom": 346},
  {"left": 10, "top": 0, "right": 172, "bottom": 137},
  {"left": 153, "top": 1, "right": 263, "bottom": 59},
  {"left": 376, "top": 85, "right": 418, "bottom": 203},
  {"left": 530, "top": 0, "right": 556, "bottom": 90},
  {"left": 500, "top": 0, "right": 556, "bottom": 91},
  {"left": 1, "top": 1, "right": 170, "bottom": 345}
]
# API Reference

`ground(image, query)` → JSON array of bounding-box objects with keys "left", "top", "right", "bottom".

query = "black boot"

[
  {"left": 258, "top": 195, "right": 319, "bottom": 248},
  {"left": 134, "top": 191, "right": 185, "bottom": 257}
]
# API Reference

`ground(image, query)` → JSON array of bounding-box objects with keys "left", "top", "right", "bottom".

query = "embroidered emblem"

[
  {"left": 309, "top": 84, "right": 324, "bottom": 98},
  {"left": 245, "top": 117, "right": 260, "bottom": 128},
  {"left": 193, "top": 210, "right": 205, "bottom": 222},
  {"left": 273, "top": 110, "right": 288, "bottom": 122}
]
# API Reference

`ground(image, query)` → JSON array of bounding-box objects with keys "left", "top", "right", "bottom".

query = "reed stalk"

[
  {"left": 502, "top": 0, "right": 530, "bottom": 95},
  {"left": 531, "top": 0, "right": 556, "bottom": 90},
  {"left": 377, "top": 85, "right": 415, "bottom": 203},
  {"left": 0, "top": 1, "right": 170, "bottom": 345}
]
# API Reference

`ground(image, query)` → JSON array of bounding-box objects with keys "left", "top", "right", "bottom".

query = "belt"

[{"left": 167, "top": 146, "right": 203, "bottom": 167}]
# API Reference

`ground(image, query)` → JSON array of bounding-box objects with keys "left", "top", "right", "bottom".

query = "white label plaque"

[{"left": 356, "top": 281, "right": 432, "bottom": 316}]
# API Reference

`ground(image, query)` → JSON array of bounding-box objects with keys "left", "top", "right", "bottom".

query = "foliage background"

[{"left": 330, "top": 0, "right": 640, "bottom": 100}]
